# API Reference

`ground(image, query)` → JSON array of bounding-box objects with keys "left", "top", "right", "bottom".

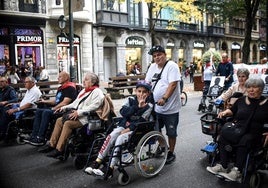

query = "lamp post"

[{"left": 57, "top": 6, "right": 75, "bottom": 81}]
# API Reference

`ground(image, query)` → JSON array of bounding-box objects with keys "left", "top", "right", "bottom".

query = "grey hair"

[
  {"left": 237, "top": 68, "right": 250, "bottom": 78},
  {"left": 25, "top": 76, "right": 36, "bottom": 83},
  {"left": 245, "top": 78, "right": 265, "bottom": 91},
  {"left": 85, "top": 72, "right": 99, "bottom": 86}
]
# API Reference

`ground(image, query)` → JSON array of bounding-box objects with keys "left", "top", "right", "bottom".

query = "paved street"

[{"left": 0, "top": 81, "right": 267, "bottom": 188}]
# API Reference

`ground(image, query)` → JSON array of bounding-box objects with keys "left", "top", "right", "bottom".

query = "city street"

[{"left": 0, "top": 84, "right": 267, "bottom": 188}]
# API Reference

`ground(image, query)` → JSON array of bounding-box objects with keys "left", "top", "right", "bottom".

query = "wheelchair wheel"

[
  {"left": 118, "top": 172, "right": 131, "bottom": 186},
  {"left": 134, "top": 131, "right": 168, "bottom": 178},
  {"left": 181, "top": 91, "right": 187, "bottom": 106},
  {"left": 73, "top": 155, "right": 87, "bottom": 170},
  {"left": 249, "top": 172, "right": 262, "bottom": 188},
  {"left": 16, "top": 135, "right": 26, "bottom": 145}
]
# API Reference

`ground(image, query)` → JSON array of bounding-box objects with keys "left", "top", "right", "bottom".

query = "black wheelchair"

[
  {"left": 58, "top": 110, "right": 116, "bottom": 170},
  {"left": 85, "top": 117, "right": 168, "bottom": 185}
]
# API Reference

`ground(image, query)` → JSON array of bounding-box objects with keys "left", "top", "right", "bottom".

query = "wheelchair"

[
  {"left": 5, "top": 107, "right": 61, "bottom": 145},
  {"left": 58, "top": 110, "right": 116, "bottom": 170},
  {"left": 85, "top": 117, "right": 168, "bottom": 185}
]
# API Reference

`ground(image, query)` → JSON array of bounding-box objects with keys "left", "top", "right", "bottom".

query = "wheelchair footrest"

[{"left": 201, "top": 142, "right": 218, "bottom": 153}]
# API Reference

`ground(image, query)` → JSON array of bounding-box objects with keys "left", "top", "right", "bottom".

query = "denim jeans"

[{"left": 31, "top": 108, "right": 54, "bottom": 140}]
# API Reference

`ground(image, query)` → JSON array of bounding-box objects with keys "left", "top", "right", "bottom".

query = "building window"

[
  {"left": 19, "top": 0, "right": 38, "bottom": 13},
  {"left": 56, "top": 0, "right": 61, "bottom": 5}
]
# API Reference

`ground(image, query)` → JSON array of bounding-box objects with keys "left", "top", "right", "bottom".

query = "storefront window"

[{"left": 125, "top": 48, "right": 141, "bottom": 75}]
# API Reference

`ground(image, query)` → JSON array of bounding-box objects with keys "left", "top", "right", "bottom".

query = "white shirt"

[
  {"left": 20, "top": 85, "right": 42, "bottom": 108},
  {"left": 146, "top": 60, "right": 181, "bottom": 114}
]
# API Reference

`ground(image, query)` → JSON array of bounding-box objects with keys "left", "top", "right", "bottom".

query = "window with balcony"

[
  {"left": 19, "top": 0, "right": 38, "bottom": 13},
  {"left": 129, "top": 0, "right": 141, "bottom": 27},
  {"left": 102, "top": 0, "right": 127, "bottom": 12}
]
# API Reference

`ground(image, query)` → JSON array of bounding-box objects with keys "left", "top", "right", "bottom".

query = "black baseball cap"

[
  {"left": 148, "top": 45, "right": 166, "bottom": 55},
  {"left": 136, "top": 80, "right": 152, "bottom": 91}
]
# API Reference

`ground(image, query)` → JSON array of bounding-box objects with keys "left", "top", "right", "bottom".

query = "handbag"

[
  {"left": 61, "top": 91, "right": 92, "bottom": 124},
  {"left": 221, "top": 100, "right": 258, "bottom": 144},
  {"left": 221, "top": 122, "right": 245, "bottom": 144}
]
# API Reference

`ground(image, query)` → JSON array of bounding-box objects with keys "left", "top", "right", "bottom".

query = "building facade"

[{"left": 0, "top": 0, "right": 266, "bottom": 83}]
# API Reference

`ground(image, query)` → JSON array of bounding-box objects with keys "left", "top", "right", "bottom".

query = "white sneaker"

[
  {"left": 218, "top": 167, "right": 242, "bottom": 182},
  {"left": 84, "top": 161, "right": 100, "bottom": 175},
  {"left": 206, "top": 164, "right": 227, "bottom": 175}
]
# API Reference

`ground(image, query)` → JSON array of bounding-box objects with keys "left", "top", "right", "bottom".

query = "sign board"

[
  {"left": 125, "top": 36, "right": 145, "bottom": 46},
  {"left": 63, "top": 0, "right": 84, "bottom": 16}
]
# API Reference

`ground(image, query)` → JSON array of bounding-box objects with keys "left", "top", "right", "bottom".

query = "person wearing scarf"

[
  {"left": 25, "top": 71, "right": 77, "bottom": 146},
  {"left": 39, "top": 72, "right": 104, "bottom": 159}
]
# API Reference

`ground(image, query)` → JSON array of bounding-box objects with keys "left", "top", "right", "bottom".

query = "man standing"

[
  {"left": 0, "top": 76, "right": 18, "bottom": 140},
  {"left": 216, "top": 53, "right": 234, "bottom": 90},
  {"left": 25, "top": 71, "right": 77, "bottom": 146},
  {"left": 146, "top": 45, "right": 181, "bottom": 164}
]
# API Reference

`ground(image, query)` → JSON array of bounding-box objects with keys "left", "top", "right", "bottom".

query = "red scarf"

[
  {"left": 78, "top": 85, "right": 98, "bottom": 98},
  {"left": 205, "top": 62, "right": 211, "bottom": 68},
  {"left": 58, "top": 82, "right": 76, "bottom": 91}
]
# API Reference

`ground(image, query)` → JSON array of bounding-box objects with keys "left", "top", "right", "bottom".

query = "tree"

[
  {"left": 195, "top": 0, "right": 265, "bottom": 64},
  {"left": 134, "top": 0, "right": 202, "bottom": 46}
]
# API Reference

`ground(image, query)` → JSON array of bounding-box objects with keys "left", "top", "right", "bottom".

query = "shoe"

[
  {"left": 30, "top": 138, "right": 46, "bottom": 146},
  {"left": 84, "top": 161, "right": 101, "bottom": 175},
  {"left": 206, "top": 164, "right": 227, "bottom": 175},
  {"left": 38, "top": 144, "right": 55, "bottom": 153},
  {"left": 155, "top": 146, "right": 165, "bottom": 157},
  {"left": 218, "top": 167, "right": 242, "bottom": 182},
  {"left": 165, "top": 151, "right": 176, "bottom": 164},
  {"left": 47, "top": 149, "right": 64, "bottom": 158},
  {"left": 92, "top": 166, "right": 113, "bottom": 179},
  {"left": 23, "top": 136, "right": 35, "bottom": 144}
]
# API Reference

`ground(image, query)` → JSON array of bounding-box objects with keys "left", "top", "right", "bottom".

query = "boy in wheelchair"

[
  {"left": 84, "top": 80, "right": 153, "bottom": 179},
  {"left": 206, "top": 78, "right": 268, "bottom": 183}
]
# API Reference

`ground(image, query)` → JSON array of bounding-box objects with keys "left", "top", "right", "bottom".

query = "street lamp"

[
  {"left": 57, "top": 14, "right": 75, "bottom": 81},
  {"left": 58, "top": 15, "right": 67, "bottom": 34}
]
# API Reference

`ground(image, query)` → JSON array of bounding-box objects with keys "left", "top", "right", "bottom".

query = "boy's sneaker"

[
  {"left": 30, "top": 138, "right": 46, "bottom": 146},
  {"left": 218, "top": 167, "right": 242, "bottom": 182},
  {"left": 206, "top": 164, "right": 227, "bottom": 175},
  {"left": 93, "top": 166, "right": 113, "bottom": 179},
  {"left": 165, "top": 151, "right": 176, "bottom": 164},
  {"left": 23, "top": 136, "right": 35, "bottom": 144},
  {"left": 84, "top": 161, "right": 101, "bottom": 175}
]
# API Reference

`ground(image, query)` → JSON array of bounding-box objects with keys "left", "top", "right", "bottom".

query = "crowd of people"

[{"left": 1, "top": 45, "right": 268, "bottom": 186}]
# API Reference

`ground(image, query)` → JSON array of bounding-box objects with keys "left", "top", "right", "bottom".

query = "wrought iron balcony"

[
  {"left": 96, "top": 10, "right": 129, "bottom": 27},
  {"left": 207, "top": 26, "right": 225, "bottom": 37}
]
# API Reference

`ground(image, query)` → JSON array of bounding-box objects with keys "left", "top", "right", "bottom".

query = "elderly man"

[
  {"left": 216, "top": 53, "right": 234, "bottom": 90},
  {"left": 0, "top": 76, "right": 19, "bottom": 140},
  {"left": 25, "top": 71, "right": 77, "bottom": 146},
  {"left": 146, "top": 45, "right": 181, "bottom": 164},
  {"left": 0, "top": 76, "right": 42, "bottom": 140}
]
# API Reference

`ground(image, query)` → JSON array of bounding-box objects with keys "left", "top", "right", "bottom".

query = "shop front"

[
  {"left": 57, "top": 33, "right": 81, "bottom": 82},
  {"left": 125, "top": 36, "right": 145, "bottom": 75},
  {"left": 231, "top": 42, "right": 241, "bottom": 63},
  {"left": 193, "top": 40, "right": 205, "bottom": 73}
]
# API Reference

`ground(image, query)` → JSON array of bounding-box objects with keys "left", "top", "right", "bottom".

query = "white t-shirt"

[
  {"left": 203, "top": 64, "right": 215, "bottom": 81},
  {"left": 20, "top": 85, "right": 42, "bottom": 108},
  {"left": 145, "top": 60, "right": 181, "bottom": 114}
]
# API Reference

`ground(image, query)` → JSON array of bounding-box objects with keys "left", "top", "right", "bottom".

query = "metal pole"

[
  {"left": 69, "top": 0, "right": 75, "bottom": 81},
  {"left": 266, "top": 0, "right": 268, "bottom": 57}
]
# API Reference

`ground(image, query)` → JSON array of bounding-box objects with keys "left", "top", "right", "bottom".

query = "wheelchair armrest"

[
  {"left": 22, "top": 107, "right": 38, "bottom": 116},
  {"left": 134, "top": 121, "right": 155, "bottom": 132}
]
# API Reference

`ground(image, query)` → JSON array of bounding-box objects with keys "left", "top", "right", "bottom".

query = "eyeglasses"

[{"left": 24, "top": 81, "right": 32, "bottom": 84}]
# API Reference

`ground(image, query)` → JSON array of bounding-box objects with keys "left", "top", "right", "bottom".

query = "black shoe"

[
  {"left": 38, "top": 144, "right": 54, "bottom": 153},
  {"left": 47, "top": 149, "right": 63, "bottom": 158},
  {"left": 30, "top": 138, "right": 46, "bottom": 146},
  {"left": 165, "top": 151, "right": 176, "bottom": 165}
]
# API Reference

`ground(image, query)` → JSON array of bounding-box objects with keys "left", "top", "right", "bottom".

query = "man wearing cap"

[
  {"left": 146, "top": 45, "right": 181, "bottom": 164},
  {"left": 85, "top": 80, "right": 154, "bottom": 178}
]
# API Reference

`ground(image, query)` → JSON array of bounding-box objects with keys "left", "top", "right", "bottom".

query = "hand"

[
  {"left": 138, "top": 94, "right": 147, "bottom": 108},
  {"left": 120, "top": 128, "right": 130, "bottom": 134},
  {"left": 69, "top": 110, "right": 78, "bottom": 120},
  {"left": 218, "top": 111, "right": 226, "bottom": 118},
  {"left": 263, "top": 132, "right": 268, "bottom": 147},
  {"left": 157, "top": 98, "right": 166, "bottom": 106}
]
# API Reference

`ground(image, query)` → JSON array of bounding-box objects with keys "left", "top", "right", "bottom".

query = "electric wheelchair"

[
  {"left": 4, "top": 107, "right": 61, "bottom": 145},
  {"left": 85, "top": 117, "right": 168, "bottom": 185}
]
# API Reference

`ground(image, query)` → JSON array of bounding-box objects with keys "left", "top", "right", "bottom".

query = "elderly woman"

[
  {"left": 38, "top": 72, "right": 104, "bottom": 159},
  {"left": 206, "top": 78, "right": 268, "bottom": 182},
  {"left": 215, "top": 68, "right": 250, "bottom": 108}
]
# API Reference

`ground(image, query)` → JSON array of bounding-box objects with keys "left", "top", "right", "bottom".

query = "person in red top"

[{"left": 25, "top": 71, "right": 77, "bottom": 146}]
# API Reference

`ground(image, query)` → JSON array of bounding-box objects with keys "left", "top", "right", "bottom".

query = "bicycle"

[
  {"left": 180, "top": 78, "right": 187, "bottom": 106},
  {"left": 181, "top": 91, "right": 187, "bottom": 106}
]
